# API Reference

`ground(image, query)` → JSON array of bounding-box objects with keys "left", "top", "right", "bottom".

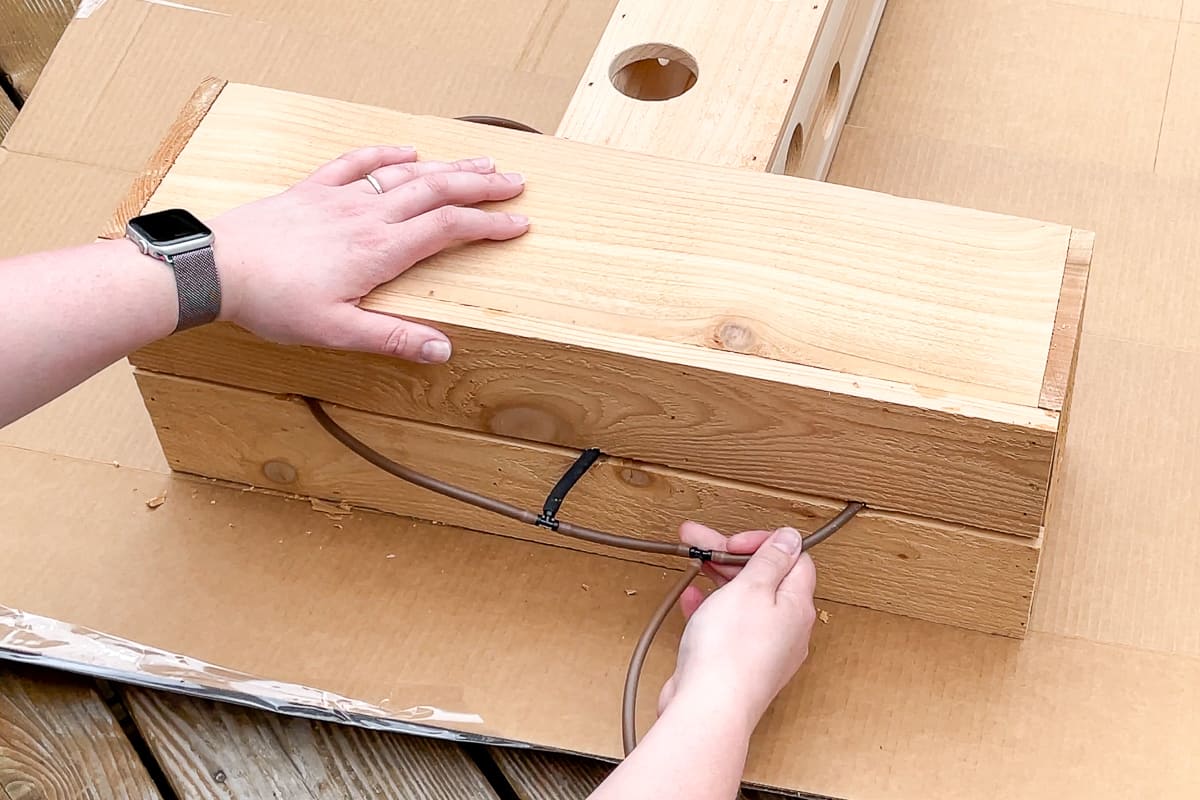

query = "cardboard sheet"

[{"left": 3, "top": 0, "right": 1200, "bottom": 795}]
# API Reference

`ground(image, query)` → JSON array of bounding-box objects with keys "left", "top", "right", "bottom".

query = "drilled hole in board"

[
  {"left": 609, "top": 43, "right": 698, "bottom": 101},
  {"left": 818, "top": 61, "right": 842, "bottom": 138},
  {"left": 784, "top": 122, "right": 805, "bottom": 176}
]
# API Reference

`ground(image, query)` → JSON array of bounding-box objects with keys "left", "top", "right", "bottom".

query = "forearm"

[
  {"left": 0, "top": 238, "right": 177, "bottom": 426},
  {"left": 590, "top": 696, "right": 753, "bottom": 800}
]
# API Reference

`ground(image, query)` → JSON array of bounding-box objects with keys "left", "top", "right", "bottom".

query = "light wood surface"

[
  {"left": 103, "top": 77, "right": 226, "bottom": 239},
  {"left": 123, "top": 688, "right": 498, "bottom": 799},
  {"left": 136, "top": 371, "right": 1041, "bottom": 636},
  {"left": 138, "top": 82, "right": 1073, "bottom": 410},
  {"left": 1040, "top": 229, "right": 1093, "bottom": 411},
  {"left": 773, "top": 0, "right": 890, "bottom": 179},
  {"left": 0, "top": 666, "right": 162, "bottom": 800},
  {"left": 555, "top": 0, "right": 885, "bottom": 180}
]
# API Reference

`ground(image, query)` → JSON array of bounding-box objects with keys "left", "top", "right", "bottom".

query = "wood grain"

[
  {"left": 133, "top": 318, "right": 1055, "bottom": 536},
  {"left": 0, "top": 665, "right": 161, "bottom": 800},
  {"left": 138, "top": 83, "right": 1072, "bottom": 410},
  {"left": 100, "top": 77, "right": 226, "bottom": 239},
  {"left": 136, "top": 371, "right": 1041, "bottom": 636},
  {"left": 1040, "top": 229, "right": 1094, "bottom": 411},
  {"left": 555, "top": 0, "right": 827, "bottom": 170},
  {"left": 774, "top": 0, "right": 889, "bottom": 180},
  {"left": 123, "top": 688, "right": 498, "bottom": 799},
  {"left": 488, "top": 748, "right": 793, "bottom": 800},
  {"left": 555, "top": 0, "right": 885, "bottom": 180},
  {"left": 490, "top": 748, "right": 611, "bottom": 800},
  {"left": 0, "top": 93, "right": 17, "bottom": 142}
]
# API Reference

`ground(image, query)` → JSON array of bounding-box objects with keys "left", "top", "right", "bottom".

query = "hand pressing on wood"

[
  {"left": 211, "top": 145, "right": 529, "bottom": 364},
  {"left": 0, "top": 146, "right": 529, "bottom": 428},
  {"left": 590, "top": 524, "right": 817, "bottom": 800}
]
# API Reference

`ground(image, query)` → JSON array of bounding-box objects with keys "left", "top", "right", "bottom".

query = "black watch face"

[{"left": 129, "top": 208, "right": 211, "bottom": 244}]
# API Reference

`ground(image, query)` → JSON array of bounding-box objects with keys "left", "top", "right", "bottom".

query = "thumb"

[
  {"left": 736, "top": 527, "right": 804, "bottom": 591},
  {"left": 326, "top": 306, "right": 453, "bottom": 364}
]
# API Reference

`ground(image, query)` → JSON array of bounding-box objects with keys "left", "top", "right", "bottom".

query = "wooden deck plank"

[
  {"left": 489, "top": 746, "right": 800, "bottom": 800},
  {"left": 123, "top": 688, "right": 499, "bottom": 799},
  {"left": 0, "top": 665, "right": 162, "bottom": 800}
]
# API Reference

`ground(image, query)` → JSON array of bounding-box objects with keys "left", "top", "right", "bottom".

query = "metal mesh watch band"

[{"left": 169, "top": 246, "right": 221, "bottom": 331}]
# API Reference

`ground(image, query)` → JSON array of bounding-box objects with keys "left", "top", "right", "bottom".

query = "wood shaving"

[
  {"left": 386, "top": 554, "right": 397, "bottom": 559},
  {"left": 111, "top": 461, "right": 120, "bottom": 468},
  {"left": 625, "top": 589, "right": 637, "bottom": 596},
  {"left": 145, "top": 494, "right": 166, "bottom": 510},
  {"left": 818, "top": 609, "right": 831, "bottom": 624},
  {"left": 310, "top": 498, "right": 353, "bottom": 518},
  {"left": 581, "top": 583, "right": 590, "bottom": 591}
]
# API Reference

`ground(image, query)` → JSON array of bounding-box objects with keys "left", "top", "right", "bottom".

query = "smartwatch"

[{"left": 125, "top": 208, "right": 221, "bottom": 332}]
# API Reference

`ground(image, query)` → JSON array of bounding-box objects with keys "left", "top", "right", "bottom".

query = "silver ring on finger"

[{"left": 362, "top": 173, "right": 384, "bottom": 194}]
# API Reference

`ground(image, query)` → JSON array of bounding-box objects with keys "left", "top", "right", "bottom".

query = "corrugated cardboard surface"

[
  {"left": 5, "top": 0, "right": 611, "bottom": 171},
  {"left": 2, "top": 0, "right": 1200, "bottom": 796}
]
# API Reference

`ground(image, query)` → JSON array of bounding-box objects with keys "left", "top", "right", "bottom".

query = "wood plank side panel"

[
  {"left": 1040, "top": 229, "right": 1095, "bottom": 411},
  {"left": 100, "top": 76, "right": 227, "bottom": 239},
  {"left": 131, "top": 322, "right": 1054, "bottom": 536},
  {"left": 0, "top": 666, "right": 162, "bottom": 800},
  {"left": 144, "top": 83, "right": 1072, "bottom": 410},
  {"left": 135, "top": 371, "right": 1040, "bottom": 637},
  {"left": 123, "top": 688, "right": 499, "bottom": 800}
]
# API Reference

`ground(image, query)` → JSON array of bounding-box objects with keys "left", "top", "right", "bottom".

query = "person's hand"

[
  {"left": 657, "top": 522, "right": 818, "bottom": 732},
  {"left": 208, "top": 145, "right": 530, "bottom": 364}
]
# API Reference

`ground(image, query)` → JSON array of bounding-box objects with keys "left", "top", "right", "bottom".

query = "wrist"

[
  {"left": 207, "top": 216, "right": 244, "bottom": 324},
  {"left": 108, "top": 237, "right": 179, "bottom": 341},
  {"left": 668, "top": 677, "right": 766, "bottom": 738}
]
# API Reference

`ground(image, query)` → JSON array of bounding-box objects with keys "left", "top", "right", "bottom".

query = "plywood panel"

[{"left": 135, "top": 371, "right": 1041, "bottom": 636}]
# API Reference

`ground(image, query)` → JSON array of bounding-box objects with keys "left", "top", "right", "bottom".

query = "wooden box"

[{"left": 105, "top": 80, "right": 1090, "bottom": 637}]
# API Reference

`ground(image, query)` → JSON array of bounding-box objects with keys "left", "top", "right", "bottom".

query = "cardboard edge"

[
  {"left": 1039, "top": 228, "right": 1094, "bottom": 412},
  {"left": 98, "top": 76, "right": 227, "bottom": 240}
]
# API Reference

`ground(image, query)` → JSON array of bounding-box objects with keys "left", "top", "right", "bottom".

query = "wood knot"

[
  {"left": 618, "top": 467, "right": 653, "bottom": 487},
  {"left": 713, "top": 319, "right": 757, "bottom": 354},
  {"left": 262, "top": 460, "right": 298, "bottom": 485},
  {"left": 484, "top": 405, "right": 568, "bottom": 442}
]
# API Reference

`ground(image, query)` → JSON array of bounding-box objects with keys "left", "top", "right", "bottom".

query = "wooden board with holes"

[
  {"left": 555, "top": 0, "right": 888, "bottom": 179},
  {"left": 110, "top": 81, "right": 1091, "bottom": 539},
  {"left": 0, "top": 665, "right": 162, "bottom": 800},
  {"left": 135, "top": 372, "right": 1040, "bottom": 637}
]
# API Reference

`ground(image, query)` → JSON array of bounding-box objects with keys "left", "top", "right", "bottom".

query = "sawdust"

[
  {"left": 818, "top": 609, "right": 831, "bottom": 624},
  {"left": 145, "top": 493, "right": 166, "bottom": 510},
  {"left": 310, "top": 498, "right": 353, "bottom": 518}
]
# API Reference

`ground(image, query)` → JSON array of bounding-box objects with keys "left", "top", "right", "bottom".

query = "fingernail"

[
  {"left": 419, "top": 340, "right": 452, "bottom": 364},
  {"left": 502, "top": 172, "right": 525, "bottom": 184},
  {"left": 772, "top": 527, "right": 802, "bottom": 555},
  {"left": 507, "top": 213, "right": 530, "bottom": 226},
  {"left": 470, "top": 156, "right": 494, "bottom": 170}
]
